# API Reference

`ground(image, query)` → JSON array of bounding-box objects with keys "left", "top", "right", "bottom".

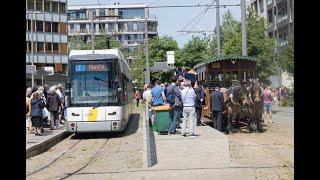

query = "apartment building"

[
  {"left": 250, "top": 0, "right": 294, "bottom": 88},
  {"left": 67, "top": 3, "right": 158, "bottom": 52},
  {"left": 251, "top": 0, "right": 294, "bottom": 49},
  {"left": 26, "top": 0, "right": 68, "bottom": 86}
]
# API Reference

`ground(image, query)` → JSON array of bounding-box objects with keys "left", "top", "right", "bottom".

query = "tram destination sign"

[{"left": 75, "top": 64, "right": 109, "bottom": 72}]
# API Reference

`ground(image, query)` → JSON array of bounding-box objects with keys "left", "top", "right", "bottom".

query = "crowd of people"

[
  {"left": 140, "top": 74, "right": 205, "bottom": 137},
  {"left": 26, "top": 84, "right": 66, "bottom": 136}
]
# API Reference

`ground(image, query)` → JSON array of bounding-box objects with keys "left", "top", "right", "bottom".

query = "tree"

[
  {"left": 148, "top": 36, "right": 180, "bottom": 83},
  {"left": 179, "top": 36, "right": 210, "bottom": 69},
  {"left": 220, "top": 10, "right": 242, "bottom": 55},
  {"left": 69, "top": 35, "right": 122, "bottom": 50},
  {"left": 278, "top": 40, "right": 294, "bottom": 77},
  {"left": 246, "top": 7, "right": 276, "bottom": 81}
]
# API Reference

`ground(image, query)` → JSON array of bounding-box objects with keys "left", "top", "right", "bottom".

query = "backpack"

[{"left": 166, "top": 86, "right": 175, "bottom": 106}]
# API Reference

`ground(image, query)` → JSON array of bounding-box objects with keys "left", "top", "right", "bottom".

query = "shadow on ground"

[{"left": 70, "top": 113, "right": 141, "bottom": 140}]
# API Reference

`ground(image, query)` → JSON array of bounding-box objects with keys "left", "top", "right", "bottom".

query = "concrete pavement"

[{"left": 26, "top": 126, "right": 70, "bottom": 159}]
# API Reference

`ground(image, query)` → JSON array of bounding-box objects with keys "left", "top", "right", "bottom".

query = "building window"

[
  {"left": 26, "top": 41, "right": 30, "bottom": 52},
  {"left": 99, "top": 9, "right": 105, "bottom": 16},
  {"left": 59, "top": 2, "right": 66, "bottom": 13},
  {"left": 45, "top": 21, "right": 51, "bottom": 32},
  {"left": 118, "top": 8, "right": 145, "bottom": 19},
  {"left": 27, "top": 20, "right": 31, "bottom": 31},
  {"left": 27, "top": 0, "right": 34, "bottom": 10},
  {"left": 52, "top": 2, "right": 58, "bottom": 12},
  {"left": 37, "top": 42, "right": 44, "bottom": 54},
  {"left": 268, "top": 9, "right": 273, "bottom": 23},
  {"left": 259, "top": 0, "right": 264, "bottom": 13},
  {"left": 53, "top": 43, "right": 59, "bottom": 54},
  {"left": 148, "top": 22, "right": 157, "bottom": 31},
  {"left": 52, "top": 22, "right": 58, "bottom": 32},
  {"left": 44, "top": 0, "right": 51, "bottom": 12},
  {"left": 59, "top": 23, "right": 67, "bottom": 33},
  {"left": 36, "top": 21, "right": 43, "bottom": 32},
  {"left": 80, "top": 24, "right": 86, "bottom": 33},
  {"left": 45, "top": 42, "right": 52, "bottom": 53},
  {"left": 59, "top": 43, "right": 68, "bottom": 54},
  {"left": 79, "top": 11, "right": 86, "bottom": 20},
  {"left": 108, "top": 9, "right": 115, "bottom": 16},
  {"left": 35, "top": 0, "right": 43, "bottom": 11}
]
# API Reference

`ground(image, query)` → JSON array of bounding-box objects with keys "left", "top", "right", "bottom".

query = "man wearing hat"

[{"left": 210, "top": 86, "right": 225, "bottom": 132}]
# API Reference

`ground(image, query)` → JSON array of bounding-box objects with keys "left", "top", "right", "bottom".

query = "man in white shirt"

[{"left": 180, "top": 80, "right": 197, "bottom": 137}]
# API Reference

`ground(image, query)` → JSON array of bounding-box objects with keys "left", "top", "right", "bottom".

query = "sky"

[{"left": 68, "top": 0, "right": 244, "bottom": 48}]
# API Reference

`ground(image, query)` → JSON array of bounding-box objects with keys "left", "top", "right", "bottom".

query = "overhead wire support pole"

[
  {"left": 145, "top": 4, "right": 150, "bottom": 84},
  {"left": 90, "top": 9, "right": 95, "bottom": 53},
  {"left": 241, "top": 0, "right": 248, "bottom": 56},
  {"left": 216, "top": 0, "right": 221, "bottom": 55}
]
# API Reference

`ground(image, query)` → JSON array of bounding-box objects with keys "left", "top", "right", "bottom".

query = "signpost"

[{"left": 166, "top": 51, "right": 174, "bottom": 65}]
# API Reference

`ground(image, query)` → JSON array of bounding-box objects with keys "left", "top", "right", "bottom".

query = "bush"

[{"left": 282, "top": 98, "right": 294, "bottom": 107}]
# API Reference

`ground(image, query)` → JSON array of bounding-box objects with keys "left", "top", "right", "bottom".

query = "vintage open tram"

[{"left": 193, "top": 55, "right": 258, "bottom": 118}]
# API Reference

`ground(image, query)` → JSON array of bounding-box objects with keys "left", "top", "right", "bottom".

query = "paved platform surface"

[
  {"left": 149, "top": 125, "right": 231, "bottom": 170},
  {"left": 26, "top": 126, "right": 69, "bottom": 158}
]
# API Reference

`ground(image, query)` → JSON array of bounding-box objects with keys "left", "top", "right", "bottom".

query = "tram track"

[
  {"left": 58, "top": 138, "right": 109, "bottom": 180},
  {"left": 26, "top": 139, "right": 82, "bottom": 177}
]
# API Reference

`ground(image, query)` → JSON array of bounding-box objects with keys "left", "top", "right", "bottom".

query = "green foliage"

[
  {"left": 148, "top": 36, "right": 180, "bottom": 82},
  {"left": 179, "top": 36, "right": 210, "bottom": 69},
  {"left": 221, "top": 10, "right": 242, "bottom": 55},
  {"left": 130, "top": 45, "right": 146, "bottom": 88},
  {"left": 278, "top": 40, "right": 294, "bottom": 77},
  {"left": 69, "top": 35, "right": 122, "bottom": 50}
]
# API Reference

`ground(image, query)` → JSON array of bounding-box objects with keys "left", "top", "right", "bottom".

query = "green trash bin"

[{"left": 154, "top": 109, "right": 173, "bottom": 135}]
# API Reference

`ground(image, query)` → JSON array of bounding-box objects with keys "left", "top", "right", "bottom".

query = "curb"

[
  {"left": 142, "top": 103, "right": 152, "bottom": 168},
  {"left": 26, "top": 130, "right": 71, "bottom": 159}
]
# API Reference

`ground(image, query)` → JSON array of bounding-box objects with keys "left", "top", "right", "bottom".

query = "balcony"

[
  {"left": 267, "top": 0, "right": 273, "bottom": 5},
  {"left": 278, "top": 40, "right": 288, "bottom": 47},
  {"left": 277, "top": 15, "right": 289, "bottom": 28}
]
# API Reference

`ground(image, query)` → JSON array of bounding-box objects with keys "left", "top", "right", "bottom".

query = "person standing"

[
  {"left": 166, "top": 76, "right": 182, "bottom": 135},
  {"left": 194, "top": 81, "right": 205, "bottom": 126},
  {"left": 210, "top": 86, "right": 225, "bottom": 132},
  {"left": 26, "top": 87, "right": 32, "bottom": 134},
  {"left": 180, "top": 80, "right": 196, "bottom": 137},
  {"left": 47, "top": 86, "right": 61, "bottom": 130},
  {"left": 263, "top": 86, "right": 273, "bottom": 124},
  {"left": 142, "top": 83, "right": 152, "bottom": 123},
  {"left": 30, "top": 91, "right": 45, "bottom": 136},
  {"left": 134, "top": 89, "right": 142, "bottom": 107},
  {"left": 151, "top": 80, "right": 165, "bottom": 106},
  {"left": 56, "top": 84, "right": 65, "bottom": 124}
]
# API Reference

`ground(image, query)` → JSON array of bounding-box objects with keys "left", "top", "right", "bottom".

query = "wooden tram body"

[{"left": 193, "top": 56, "right": 258, "bottom": 118}]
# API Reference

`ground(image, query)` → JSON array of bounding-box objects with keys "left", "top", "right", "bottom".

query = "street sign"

[
  {"left": 43, "top": 67, "right": 54, "bottom": 75},
  {"left": 26, "top": 65, "right": 37, "bottom": 74},
  {"left": 166, "top": 51, "right": 174, "bottom": 64}
]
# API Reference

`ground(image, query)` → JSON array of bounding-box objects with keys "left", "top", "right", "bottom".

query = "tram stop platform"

[
  {"left": 148, "top": 123, "right": 231, "bottom": 171},
  {"left": 26, "top": 126, "right": 69, "bottom": 159}
]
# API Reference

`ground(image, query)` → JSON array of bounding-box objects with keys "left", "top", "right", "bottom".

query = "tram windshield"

[{"left": 70, "top": 62, "right": 119, "bottom": 106}]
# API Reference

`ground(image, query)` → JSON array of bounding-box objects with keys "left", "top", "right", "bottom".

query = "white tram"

[{"left": 65, "top": 49, "right": 134, "bottom": 133}]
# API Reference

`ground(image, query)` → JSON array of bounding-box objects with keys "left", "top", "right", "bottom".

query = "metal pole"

[
  {"left": 145, "top": 6, "right": 150, "bottom": 84},
  {"left": 241, "top": 0, "right": 248, "bottom": 56},
  {"left": 90, "top": 9, "right": 95, "bottom": 53},
  {"left": 31, "top": 13, "right": 34, "bottom": 88},
  {"left": 216, "top": 0, "right": 221, "bottom": 55},
  {"left": 42, "top": 73, "right": 44, "bottom": 86}
]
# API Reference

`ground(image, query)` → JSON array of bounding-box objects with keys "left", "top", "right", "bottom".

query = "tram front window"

[{"left": 70, "top": 63, "right": 119, "bottom": 106}]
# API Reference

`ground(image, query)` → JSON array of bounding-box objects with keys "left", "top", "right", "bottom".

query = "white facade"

[{"left": 68, "top": 3, "right": 158, "bottom": 51}]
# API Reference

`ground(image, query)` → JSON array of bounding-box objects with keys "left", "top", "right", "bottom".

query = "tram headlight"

[{"left": 113, "top": 122, "right": 117, "bottom": 126}]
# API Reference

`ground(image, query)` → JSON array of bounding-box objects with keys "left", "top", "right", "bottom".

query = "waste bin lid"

[{"left": 151, "top": 105, "right": 172, "bottom": 111}]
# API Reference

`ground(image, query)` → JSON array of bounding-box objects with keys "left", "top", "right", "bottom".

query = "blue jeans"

[{"left": 168, "top": 107, "right": 182, "bottom": 134}]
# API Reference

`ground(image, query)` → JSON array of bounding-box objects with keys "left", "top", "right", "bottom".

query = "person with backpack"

[
  {"left": 166, "top": 76, "right": 183, "bottom": 135},
  {"left": 47, "top": 86, "right": 61, "bottom": 130},
  {"left": 134, "top": 89, "right": 142, "bottom": 107},
  {"left": 30, "top": 91, "right": 45, "bottom": 136}
]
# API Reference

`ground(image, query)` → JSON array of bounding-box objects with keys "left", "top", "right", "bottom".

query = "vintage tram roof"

[{"left": 193, "top": 55, "right": 257, "bottom": 69}]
